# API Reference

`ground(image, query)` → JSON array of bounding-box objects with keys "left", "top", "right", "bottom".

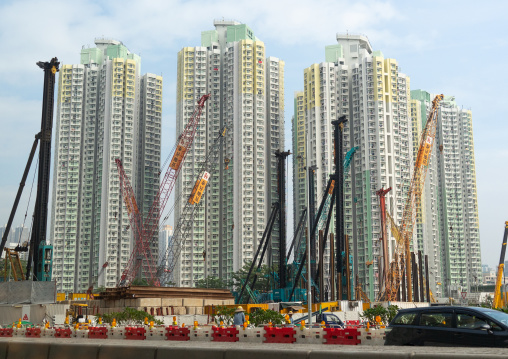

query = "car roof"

[{"left": 396, "top": 306, "right": 494, "bottom": 313}]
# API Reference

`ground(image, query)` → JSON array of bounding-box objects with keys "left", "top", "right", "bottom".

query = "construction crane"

[
  {"left": 86, "top": 262, "right": 108, "bottom": 299},
  {"left": 0, "top": 58, "right": 59, "bottom": 282},
  {"left": 117, "top": 94, "right": 210, "bottom": 287},
  {"left": 383, "top": 94, "right": 444, "bottom": 301},
  {"left": 376, "top": 187, "right": 392, "bottom": 294},
  {"left": 3, "top": 249, "right": 25, "bottom": 281},
  {"left": 157, "top": 127, "right": 226, "bottom": 286},
  {"left": 493, "top": 221, "right": 508, "bottom": 309}
]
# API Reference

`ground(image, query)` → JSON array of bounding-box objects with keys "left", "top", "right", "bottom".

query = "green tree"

[
  {"left": 213, "top": 305, "right": 236, "bottom": 325},
  {"left": 101, "top": 307, "right": 163, "bottom": 326},
  {"left": 195, "top": 275, "right": 232, "bottom": 289},
  {"left": 232, "top": 261, "right": 277, "bottom": 303},
  {"left": 361, "top": 305, "right": 399, "bottom": 325},
  {"left": 248, "top": 309, "right": 285, "bottom": 326},
  {"left": 480, "top": 295, "right": 493, "bottom": 308}
]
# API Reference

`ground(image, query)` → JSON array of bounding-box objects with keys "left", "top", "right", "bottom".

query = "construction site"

[{"left": 0, "top": 55, "right": 507, "bottom": 358}]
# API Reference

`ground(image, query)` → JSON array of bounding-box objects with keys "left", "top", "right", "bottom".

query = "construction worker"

[
  {"left": 288, "top": 311, "right": 294, "bottom": 324},
  {"left": 233, "top": 306, "right": 245, "bottom": 325}
]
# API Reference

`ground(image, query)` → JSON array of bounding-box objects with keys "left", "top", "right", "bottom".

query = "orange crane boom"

[
  {"left": 117, "top": 94, "right": 210, "bottom": 287},
  {"left": 385, "top": 94, "right": 444, "bottom": 301}
]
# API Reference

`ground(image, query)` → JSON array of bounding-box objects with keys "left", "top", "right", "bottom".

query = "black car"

[{"left": 385, "top": 306, "right": 508, "bottom": 347}]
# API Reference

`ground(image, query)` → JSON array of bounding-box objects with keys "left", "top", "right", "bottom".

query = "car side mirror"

[{"left": 480, "top": 324, "right": 493, "bottom": 334}]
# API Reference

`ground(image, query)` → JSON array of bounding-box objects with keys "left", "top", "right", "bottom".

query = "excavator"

[{"left": 493, "top": 221, "right": 508, "bottom": 309}]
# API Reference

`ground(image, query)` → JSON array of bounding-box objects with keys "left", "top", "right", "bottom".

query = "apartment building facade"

[
  {"left": 50, "top": 39, "right": 162, "bottom": 292},
  {"left": 174, "top": 21, "right": 284, "bottom": 287},
  {"left": 410, "top": 91, "right": 481, "bottom": 295},
  {"left": 294, "top": 34, "right": 412, "bottom": 300}
]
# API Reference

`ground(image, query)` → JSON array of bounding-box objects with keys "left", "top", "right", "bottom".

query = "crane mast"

[
  {"left": 117, "top": 94, "right": 210, "bottom": 287},
  {"left": 493, "top": 222, "right": 508, "bottom": 309},
  {"left": 385, "top": 94, "right": 444, "bottom": 301},
  {"left": 157, "top": 126, "right": 226, "bottom": 286}
]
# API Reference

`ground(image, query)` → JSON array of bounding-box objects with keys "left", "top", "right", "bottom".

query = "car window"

[
  {"left": 392, "top": 312, "right": 417, "bottom": 325},
  {"left": 457, "top": 313, "right": 488, "bottom": 330},
  {"left": 479, "top": 309, "right": 508, "bottom": 327},
  {"left": 328, "top": 316, "right": 340, "bottom": 324},
  {"left": 457, "top": 312, "right": 503, "bottom": 331},
  {"left": 419, "top": 312, "right": 453, "bottom": 328}
]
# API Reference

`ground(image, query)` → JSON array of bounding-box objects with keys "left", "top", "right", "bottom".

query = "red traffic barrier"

[
  {"left": 165, "top": 326, "right": 190, "bottom": 341},
  {"left": 323, "top": 328, "right": 360, "bottom": 345},
  {"left": 88, "top": 327, "right": 108, "bottom": 339},
  {"left": 0, "top": 328, "right": 13, "bottom": 337},
  {"left": 25, "top": 327, "right": 41, "bottom": 338},
  {"left": 345, "top": 320, "right": 362, "bottom": 328},
  {"left": 54, "top": 328, "right": 72, "bottom": 338},
  {"left": 125, "top": 326, "right": 146, "bottom": 340},
  {"left": 263, "top": 326, "right": 296, "bottom": 344},
  {"left": 212, "top": 326, "right": 239, "bottom": 342}
]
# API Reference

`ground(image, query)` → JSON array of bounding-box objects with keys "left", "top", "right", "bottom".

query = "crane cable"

[{"left": 17, "top": 157, "right": 39, "bottom": 249}]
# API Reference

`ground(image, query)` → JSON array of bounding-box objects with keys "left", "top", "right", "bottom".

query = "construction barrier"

[
  {"left": 73, "top": 329, "right": 88, "bottom": 339},
  {"left": 0, "top": 324, "right": 387, "bottom": 346},
  {"left": 146, "top": 327, "right": 166, "bottom": 341},
  {"left": 323, "top": 328, "right": 361, "bottom": 345},
  {"left": 88, "top": 327, "right": 108, "bottom": 339},
  {"left": 108, "top": 326, "right": 125, "bottom": 339},
  {"left": 212, "top": 326, "right": 239, "bottom": 342},
  {"left": 54, "top": 328, "right": 72, "bottom": 338},
  {"left": 125, "top": 326, "right": 146, "bottom": 340},
  {"left": 165, "top": 326, "right": 190, "bottom": 341},
  {"left": 41, "top": 328, "right": 56, "bottom": 338},
  {"left": 295, "top": 328, "right": 324, "bottom": 344},
  {"left": 345, "top": 320, "right": 362, "bottom": 328},
  {"left": 189, "top": 327, "right": 212, "bottom": 341},
  {"left": 25, "top": 327, "right": 41, "bottom": 338},
  {"left": 263, "top": 326, "right": 296, "bottom": 344},
  {"left": 0, "top": 328, "right": 13, "bottom": 337},
  {"left": 12, "top": 327, "right": 25, "bottom": 337},
  {"left": 238, "top": 327, "right": 264, "bottom": 343},
  {"left": 359, "top": 328, "right": 386, "bottom": 345}
]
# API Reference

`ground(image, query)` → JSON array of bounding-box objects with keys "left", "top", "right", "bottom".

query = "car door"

[
  {"left": 454, "top": 310, "right": 496, "bottom": 347},
  {"left": 414, "top": 309, "right": 454, "bottom": 346},
  {"left": 385, "top": 310, "right": 419, "bottom": 345}
]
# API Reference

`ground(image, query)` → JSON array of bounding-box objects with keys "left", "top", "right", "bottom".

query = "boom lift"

[
  {"left": 156, "top": 127, "right": 227, "bottom": 285},
  {"left": 382, "top": 94, "right": 444, "bottom": 301},
  {"left": 493, "top": 221, "right": 508, "bottom": 309},
  {"left": 116, "top": 94, "right": 210, "bottom": 286}
]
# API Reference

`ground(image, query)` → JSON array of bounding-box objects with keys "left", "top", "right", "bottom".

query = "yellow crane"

[
  {"left": 493, "top": 221, "right": 508, "bottom": 309},
  {"left": 382, "top": 94, "right": 444, "bottom": 301}
]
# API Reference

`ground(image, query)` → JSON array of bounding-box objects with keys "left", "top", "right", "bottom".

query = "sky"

[{"left": 0, "top": 0, "right": 506, "bottom": 268}]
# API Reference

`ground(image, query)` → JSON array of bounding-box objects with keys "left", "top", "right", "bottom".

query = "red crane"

[
  {"left": 376, "top": 186, "right": 391, "bottom": 298},
  {"left": 117, "top": 94, "right": 210, "bottom": 286}
]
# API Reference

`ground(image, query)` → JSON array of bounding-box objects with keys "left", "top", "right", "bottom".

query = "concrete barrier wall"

[{"left": 1, "top": 339, "right": 507, "bottom": 359}]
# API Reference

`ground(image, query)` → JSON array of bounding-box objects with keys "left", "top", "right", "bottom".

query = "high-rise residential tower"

[
  {"left": 50, "top": 39, "right": 162, "bottom": 292},
  {"left": 411, "top": 91, "right": 481, "bottom": 296},
  {"left": 293, "top": 34, "right": 412, "bottom": 300},
  {"left": 174, "top": 21, "right": 284, "bottom": 287}
]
